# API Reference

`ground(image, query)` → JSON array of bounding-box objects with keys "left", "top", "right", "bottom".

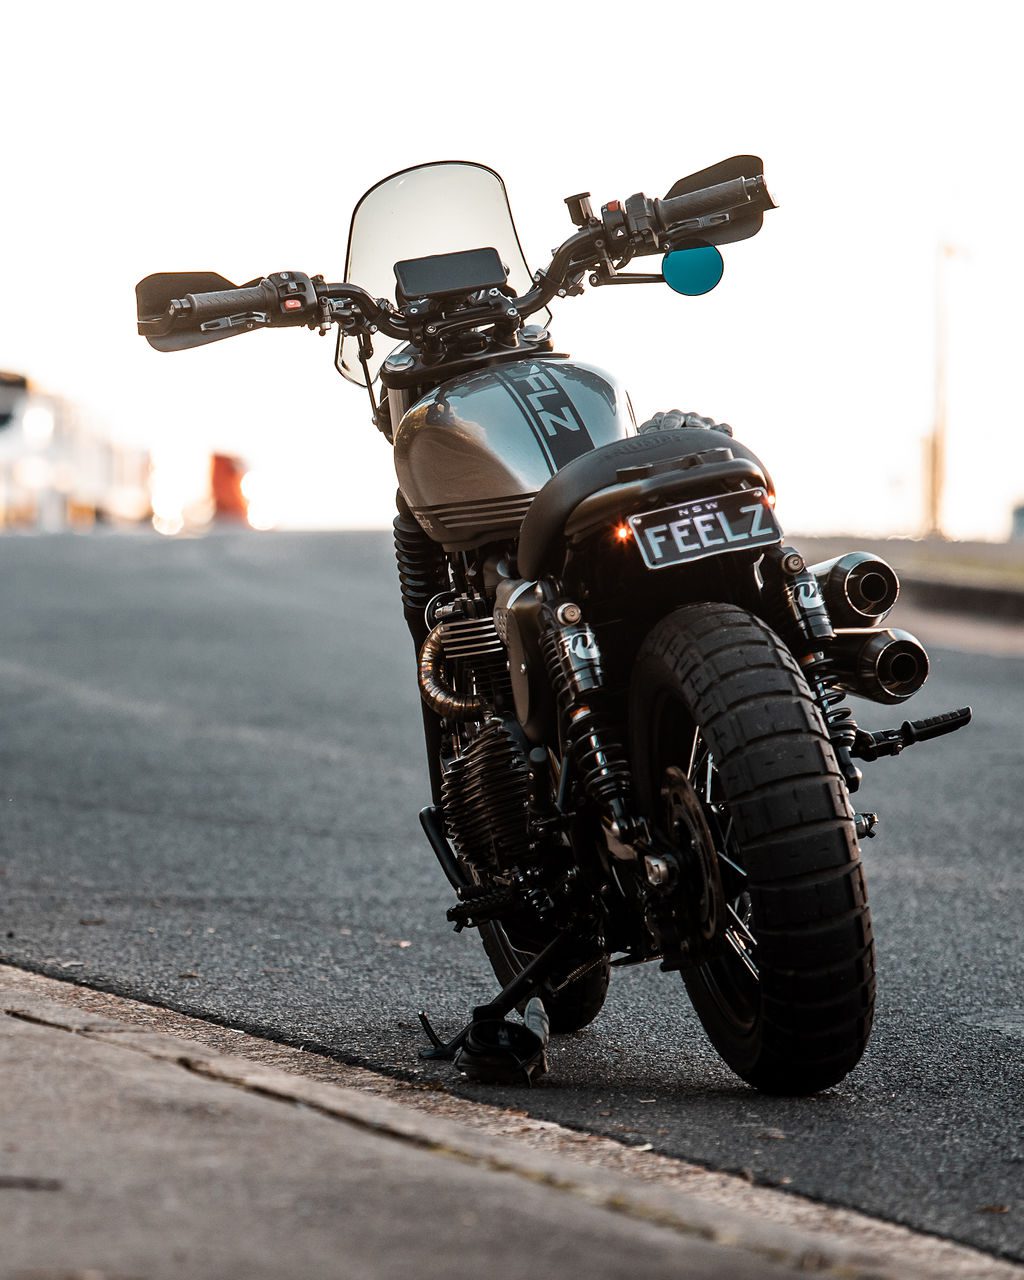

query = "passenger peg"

[{"left": 854, "top": 707, "right": 972, "bottom": 761}]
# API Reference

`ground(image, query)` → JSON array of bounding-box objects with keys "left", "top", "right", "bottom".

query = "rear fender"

[
  {"left": 564, "top": 455, "right": 767, "bottom": 542},
  {"left": 516, "top": 428, "right": 773, "bottom": 581}
]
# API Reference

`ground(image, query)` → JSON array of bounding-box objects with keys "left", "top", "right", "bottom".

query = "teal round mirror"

[{"left": 662, "top": 245, "right": 724, "bottom": 296}]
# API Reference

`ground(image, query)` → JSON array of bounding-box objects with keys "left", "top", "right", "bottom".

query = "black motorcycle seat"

[{"left": 517, "top": 427, "right": 771, "bottom": 580}]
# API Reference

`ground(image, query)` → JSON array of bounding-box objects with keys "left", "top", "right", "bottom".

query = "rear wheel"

[{"left": 630, "top": 602, "right": 875, "bottom": 1094}]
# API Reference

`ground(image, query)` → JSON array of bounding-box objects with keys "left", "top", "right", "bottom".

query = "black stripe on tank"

[
  {"left": 495, "top": 366, "right": 558, "bottom": 475},
  {"left": 495, "top": 362, "right": 595, "bottom": 471}
]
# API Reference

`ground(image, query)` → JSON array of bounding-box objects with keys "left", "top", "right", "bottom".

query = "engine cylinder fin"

[
  {"left": 442, "top": 722, "right": 530, "bottom": 871},
  {"left": 440, "top": 617, "right": 507, "bottom": 659},
  {"left": 440, "top": 615, "right": 513, "bottom": 708}
]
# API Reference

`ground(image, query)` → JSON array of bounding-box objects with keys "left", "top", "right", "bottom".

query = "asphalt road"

[{"left": 3, "top": 530, "right": 1022, "bottom": 1260}]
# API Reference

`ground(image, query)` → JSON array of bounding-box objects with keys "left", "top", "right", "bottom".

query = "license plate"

[{"left": 628, "top": 488, "right": 781, "bottom": 571}]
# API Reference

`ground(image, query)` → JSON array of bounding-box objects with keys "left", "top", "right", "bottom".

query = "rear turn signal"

[{"left": 615, "top": 523, "right": 632, "bottom": 541}]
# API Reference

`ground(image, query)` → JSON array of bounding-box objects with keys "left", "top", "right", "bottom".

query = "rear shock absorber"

[
  {"left": 538, "top": 601, "right": 634, "bottom": 834},
  {"left": 760, "top": 545, "right": 863, "bottom": 792},
  {"left": 804, "top": 654, "right": 862, "bottom": 791}
]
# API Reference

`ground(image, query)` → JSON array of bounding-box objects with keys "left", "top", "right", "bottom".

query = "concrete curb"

[{"left": 4, "top": 972, "right": 1021, "bottom": 1280}]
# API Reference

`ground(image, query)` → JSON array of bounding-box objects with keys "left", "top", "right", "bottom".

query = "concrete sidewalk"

[{"left": 2, "top": 969, "right": 1021, "bottom": 1280}]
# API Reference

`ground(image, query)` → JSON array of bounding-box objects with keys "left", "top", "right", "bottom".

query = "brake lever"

[{"left": 198, "top": 312, "right": 270, "bottom": 335}]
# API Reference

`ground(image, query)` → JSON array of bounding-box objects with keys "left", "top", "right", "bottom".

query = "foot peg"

[{"left": 445, "top": 884, "right": 517, "bottom": 932}]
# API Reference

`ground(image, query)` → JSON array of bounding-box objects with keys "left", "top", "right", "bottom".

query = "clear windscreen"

[{"left": 339, "top": 161, "right": 544, "bottom": 385}]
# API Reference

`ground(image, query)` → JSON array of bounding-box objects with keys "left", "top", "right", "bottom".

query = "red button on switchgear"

[{"left": 283, "top": 298, "right": 303, "bottom": 311}]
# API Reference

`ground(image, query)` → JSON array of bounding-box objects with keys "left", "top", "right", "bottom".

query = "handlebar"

[{"left": 137, "top": 166, "right": 775, "bottom": 349}]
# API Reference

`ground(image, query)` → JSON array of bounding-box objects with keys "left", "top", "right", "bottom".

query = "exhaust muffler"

[
  {"left": 809, "top": 552, "right": 900, "bottom": 626},
  {"left": 830, "top": 627, "right": 930, "bottom": 704}
]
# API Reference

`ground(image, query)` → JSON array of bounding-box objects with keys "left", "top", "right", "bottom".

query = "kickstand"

[
  {"left": 417, "top": 1010, "right": 469, "bottom": 1061},
  {"left": 416, "top": 928, "right": 576, "bottom": 1066}
]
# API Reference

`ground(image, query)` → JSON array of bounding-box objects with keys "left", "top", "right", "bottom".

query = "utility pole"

[{"left": 925, "top": 244, "right": 956, "bottom": 539}]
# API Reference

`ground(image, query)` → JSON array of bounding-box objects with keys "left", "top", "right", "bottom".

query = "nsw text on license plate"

[{"left": 628, "top": 488, "right": 781, "bottom": 571}]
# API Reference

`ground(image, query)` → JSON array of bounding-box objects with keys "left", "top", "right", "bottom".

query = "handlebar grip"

[
  {"left": 656, "top": 175, "right": 770, "bottom": 230},
  {"left": 185, "top": 282, "right": 276, "bottom": 321}
]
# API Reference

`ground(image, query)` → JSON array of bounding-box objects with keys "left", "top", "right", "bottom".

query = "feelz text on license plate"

[{"left": 628, "top": 488, "right": 782, "bottom": 570}]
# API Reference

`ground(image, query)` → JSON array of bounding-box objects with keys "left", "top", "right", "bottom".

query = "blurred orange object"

[{"left": 210, "top": 453, "right": 248, "bottom": 520}]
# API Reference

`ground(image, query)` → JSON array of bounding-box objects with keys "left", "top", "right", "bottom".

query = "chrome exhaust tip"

[
  {"left": 831, "top": 627, "right": 930, "bottom": 704},
  {"left": 810, "top": 552, "right": 900, "bottom": 625}
]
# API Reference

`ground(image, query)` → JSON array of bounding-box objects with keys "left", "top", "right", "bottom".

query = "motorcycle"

[{"left": 137, "top": 157, "right": 971, "bottom": 1093}]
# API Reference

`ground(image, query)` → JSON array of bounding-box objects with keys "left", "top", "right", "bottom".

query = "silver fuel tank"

[{"left": 394, "top": 357, "right": 636, "bottom": 549}]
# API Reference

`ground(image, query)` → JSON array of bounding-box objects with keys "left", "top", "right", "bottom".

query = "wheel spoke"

[
  {"left": 725, "top": 927, "right": 759, "bottom": 979},
  {"left": 686, "top": 728, "right": 702, "bottom": 779},
  {"left": 726, "top": 902, "right": 756, "bottom": 947},
  {"left": 717, "top": 849, "right": 746, "bottom": 879},
  {"left": 679, "top": 728, "right": 760, "bottom": 984}
]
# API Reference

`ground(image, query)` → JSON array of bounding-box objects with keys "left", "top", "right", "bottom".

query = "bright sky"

[{"left": 3, "top": 1, "right": 1022, "bottom": 538}]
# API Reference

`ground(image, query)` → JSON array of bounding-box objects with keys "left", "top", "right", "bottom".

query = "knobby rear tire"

[{"left": 630, "top": 602, "right": 876, "bottom": 1094}]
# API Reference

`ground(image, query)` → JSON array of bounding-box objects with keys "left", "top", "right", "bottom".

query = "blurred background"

[{"left": 2, "top": 0, "right": 1021, "bottom": 543}]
